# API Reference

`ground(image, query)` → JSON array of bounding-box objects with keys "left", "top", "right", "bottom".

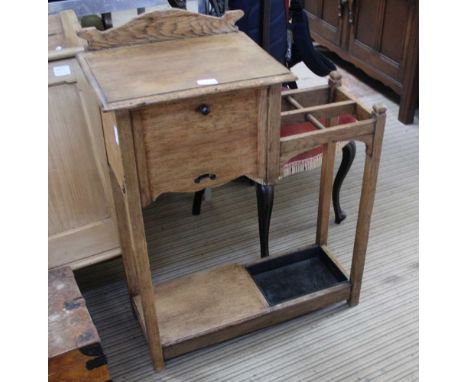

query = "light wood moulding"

[
  {"left": 48, "top": 10, "right": 86, "bottom": 61},
  {"left": 78, "top": 9, "right": 245, "bottom": 50},
  {"left": 48, "top": 58, "right": 119, "bottom": 269}
]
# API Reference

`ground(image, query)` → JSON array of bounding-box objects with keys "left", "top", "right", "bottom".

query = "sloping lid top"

[{"left": 79, "top": 32, "right": 296, "bottom": 111}]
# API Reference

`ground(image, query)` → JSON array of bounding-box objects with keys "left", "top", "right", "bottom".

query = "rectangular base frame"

[
  {"left": 133, "top": 246, "right": 350, "bottom": 360},
  {"left": 106, "top": 74, "right": 386, "bottom": 370}
]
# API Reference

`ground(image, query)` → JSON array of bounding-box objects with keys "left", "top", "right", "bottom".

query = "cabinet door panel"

[
  {"left": 354, "top": 0, "right": 380, "bottom": 49},
  {"left": 304, "top": 0, "right": 344, "bottom": 46},
  {"left": 348, "top": 0, "right": 415, "bottom": 86},
  {"left": 380, "top": 0, "right": 410, "bottom": 62},
  {"left": 48, "top": 59, "right": 119, "bottom": 268}
]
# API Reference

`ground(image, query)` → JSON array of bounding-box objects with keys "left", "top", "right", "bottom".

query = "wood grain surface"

[
  {"left": 48, "top": 11, "right": 85, "bottom": 61},
  {"left": 134, "top": 264, "right": 269, "bottom": 346},
  {"left": 78, "top": 32, "right": 295, "bottom": 110},
  {"left": 78, "top": 9, "right": 244, "bottom": 50},
  {"left": 133, "top": 263, "right": 350, "bottom": 360},
  {"left": 134, "top": 88, "right": 259, "bottom": 201},
  {"left": 48, "top": 58, "right": 119, "bottom": 268}
]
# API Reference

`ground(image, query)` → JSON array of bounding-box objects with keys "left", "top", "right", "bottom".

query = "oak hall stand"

[{"left": 77, "top": 10, "right": 386, "bottom": 371}]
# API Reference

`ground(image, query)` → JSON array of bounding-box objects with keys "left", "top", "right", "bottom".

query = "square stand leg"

[{"left": 109, "top": 110, "right": 165, "bottom": 370}]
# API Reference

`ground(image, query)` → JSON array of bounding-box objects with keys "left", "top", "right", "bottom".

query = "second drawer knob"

[{"left": 194, "top": 173, "right": 217, "bottom": 184}]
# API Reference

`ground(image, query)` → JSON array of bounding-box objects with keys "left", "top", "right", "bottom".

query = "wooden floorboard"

[{"left": 75, "top": 62, "right": 419, "bottom": 381}]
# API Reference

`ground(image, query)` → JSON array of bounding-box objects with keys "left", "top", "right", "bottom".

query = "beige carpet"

[{"left": 76, "top": 63, "right": 419, "bottom": 381}]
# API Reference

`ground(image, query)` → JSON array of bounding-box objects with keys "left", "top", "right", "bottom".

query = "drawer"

[{"left": 133, "top": 88, "right": 260, "bottom": 202}]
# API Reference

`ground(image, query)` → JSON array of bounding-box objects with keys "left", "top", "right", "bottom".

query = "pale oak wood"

[
  {"left": 77, "top": 9, "right": 386, "bottom": 369},
  {"left": 101, "top": 111, "right": 125, "bottom": 191},
  {"left": 285, "top": 95, "right": 326, "bottom": 130},
  {"left": 349, "top": 105, "right": 386, "bottom": 306},
  {"left": 328, "top": 71, "right": 342, "bottom": 103},
  {"left": 335, "top": 86, "right": 373, "bottom": 120},
  {"left": 109, "top": 171, "right": 140, "bottom": 297},
  {"left": 133, "top": 261, "right": 350, "bottom": 360},
  {"left": 78, "top": 9, "right": 244, "bottom": 50},
  {"left": 48, "top": 11, "right": 120, "bottom": 269},
  {"left": 316, "top": 142, "right": 337, "bottom": 246},
  {"left": 282, "top": 85, "right": 330, "bottom": 107},
  {"left": 49, "top": 11, "right": 85, "bottom": 61},
  {"left": 110, "top": 110, "right": 165, "bottom": 370},
  {"left": 280, "top": 100, "right": 356, "bottom": 126},
  {"left": 48, "top": 58, "right": 119, "bottom": 269},
  {"left": 133, "top": 265, "right": 268, "bottom": 347},
  {"left": 78, "top": 32, "right": 294, "bottom": 111},
  {"left": 162, "top": 282, "right": 349, "bottom": 359},
  {"left": 279, "top": 120, "right": 375, "bottom": 166},
  {"left": 135, "top": 88, "right": 259, "bottom": 202},
  {"left": 49, "top": 47, "right": 85, "bottom": 62},
  {"left": 255, "top": 88, "right": 269, "bottom": 181},
  {"left": 63, "top": 247, "right": 121, "bottom": 270},
  {"left": 48, "top": 220, "right": 119, "bottom": 269},
  {"left": 265, "top": 84, "right": 283, "bottom": 184},
  {"left": 131, "top": 111, "right": 152, "bottom": 208},
  {"left": 60, "top": 10, "right": 85, "bottom": 49},
  {"left": 77, "top": 11, "right": 294, "bottom": 369}
]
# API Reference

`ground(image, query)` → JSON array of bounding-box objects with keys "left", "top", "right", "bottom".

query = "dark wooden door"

[
  {"left": 347, "top": 0, "right": 418, "bottom": 93},
  {"left": 304, "top": 0, "right": 346, "bottom": 47}
]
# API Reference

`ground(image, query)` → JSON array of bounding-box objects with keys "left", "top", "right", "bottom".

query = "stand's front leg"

[{"left": 256, "top": 184, "right": 274, "bottom": 258}]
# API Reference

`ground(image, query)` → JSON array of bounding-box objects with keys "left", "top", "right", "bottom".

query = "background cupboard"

[
  {"left": 48, "top": 12, "right": 120, "bottom": 269},
  {"left": 304, "top": 0, "right": 418, "bottom": 124}
]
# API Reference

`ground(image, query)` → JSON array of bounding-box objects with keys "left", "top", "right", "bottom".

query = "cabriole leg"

[
  {"left": 256, "top": 184, "right": 274, "bottom": 258},
  {"left": 333, "top": 141, "right": 357, "bottom": 224},
  {"left": 192, "top": 189, "right": 206, "bottom": 216}
]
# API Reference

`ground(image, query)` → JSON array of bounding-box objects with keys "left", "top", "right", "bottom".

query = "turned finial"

[
  {"left": 372, "top": 104, "right": 387, "bottom": 115},
  {"left": 328, "top": 71, "right": 342, "bottom": 87}
]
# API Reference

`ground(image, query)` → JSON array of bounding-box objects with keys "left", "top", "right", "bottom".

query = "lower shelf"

[{"left": 133, "top": 245, "right": 350, "bottom": 360}]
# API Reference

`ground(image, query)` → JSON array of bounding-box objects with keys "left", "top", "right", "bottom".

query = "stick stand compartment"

[{"left": 248, "top": 246, "right": 348, "bottom": 306}]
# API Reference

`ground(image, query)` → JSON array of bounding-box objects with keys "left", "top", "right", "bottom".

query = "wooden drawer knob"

[
  {"left": 196, "top": 104, "right": 210, "bottom": 115},
  {"left": 194, "top": 173, "right": 217, "bottom": 184}
]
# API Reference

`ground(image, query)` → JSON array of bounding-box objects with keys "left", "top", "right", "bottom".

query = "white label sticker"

[
  {"left": 53, "top": 65, "right": 71, "bottom": 77},
  {"left": 113, "top": 125, "right": 119, "bottom": 145},
  {"left": 197, "top": 78, "right": 218, "bottom": 86}
]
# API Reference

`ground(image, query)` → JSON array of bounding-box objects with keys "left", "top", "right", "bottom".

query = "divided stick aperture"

[{"left": 285, "top": 95, "right": 325, "bottom": 130}]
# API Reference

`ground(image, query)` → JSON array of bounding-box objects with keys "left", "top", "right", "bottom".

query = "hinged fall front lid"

[{"left": 77, "top": 10, "right": 295, "bottom": 111}]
